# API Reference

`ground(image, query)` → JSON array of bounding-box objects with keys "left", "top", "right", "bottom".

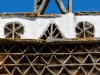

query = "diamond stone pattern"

[{"left": 0, "top": 43, "right": 100, "bottom": 75}]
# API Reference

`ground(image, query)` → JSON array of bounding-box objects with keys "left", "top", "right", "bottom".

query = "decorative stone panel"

[
  {"left": 4, "top": 22, "right": 24, "bottom": 38},
  {"left": 76, "top": 21, "right": 94, "bottom": 38},
  {"left": 40, "top": 22, "right": 64, "bottom": 40},
  {"left": 0, "top": 40, "right": 100, "bottom": 75}
]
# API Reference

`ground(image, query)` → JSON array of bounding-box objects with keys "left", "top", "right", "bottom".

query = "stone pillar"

[
  {"left": 68, "top": 0, "right": 72, "bottom": 12},
  {"left": 34, "top": 0, "right": 37, "bottom": 13}
]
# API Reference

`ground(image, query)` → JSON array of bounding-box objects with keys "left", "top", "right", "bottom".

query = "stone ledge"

[
  {"left": 1, "top": 38, "right": 100, "bottom": 44},
  {"left": 0, "top": 38, "right": 45, "bottom": 44},
  {"left": 46, "top": 38, "right": 100, "bottom": 44},
  {"left": 0, "top": 12, "right": 61, "bottom": 18},
  {"left": 75, "top": 11, "right": 100, "bottom": 15}
]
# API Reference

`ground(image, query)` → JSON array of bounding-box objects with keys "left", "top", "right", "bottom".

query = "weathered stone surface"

[
  {"left": 0, "top": 0, "right": 100, "bottom": 75},
  {"left": 0, "top": 40, "right": 99, "bottom": 75}
]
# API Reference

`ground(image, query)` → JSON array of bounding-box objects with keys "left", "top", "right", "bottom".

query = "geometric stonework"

[
  {"left": 40, "top": 23, "right": 64, "bottom": 40},
  {"left": 4, "top": 22, "right": 24, "bottom": 38},
  {"left": 0, "top": 0, "right": 100, "bottom": 75},
  {"left": 0, "top": 42, "right": 100, "bottom": 75},
  {"left": 76, "top": 21, "right": 94, "bottom": 38}
]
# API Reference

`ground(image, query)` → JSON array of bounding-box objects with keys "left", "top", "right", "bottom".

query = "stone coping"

[
  {"left": 0, "top": 12, "right": 60, "bottom": 18},
  {"left": 75, "top": 12, "right": 100, "bottom": 15},
  {"left": 1, "top": 12, "right": 100, "bottom": 17}
]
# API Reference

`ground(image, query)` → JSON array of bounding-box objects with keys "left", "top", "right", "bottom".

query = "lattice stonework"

[
  {"left": 40, "top": 23, "right": 64, "bottom": 40},
  {"left": 0, "top": 43, "right": 100, "bottom": 75},
  {"left": 76, "top": 21, "right": 94, "bottom": 38},
  {"left": 4, "top": 22, "right": 24, "bottom": 38}
]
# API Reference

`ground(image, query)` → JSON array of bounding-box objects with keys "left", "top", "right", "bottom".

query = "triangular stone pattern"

[
  {"left": 0, "top": 43, "right": 100, "bottom": 75},
  {"left": 40, "top": 23, "right": 64, "bottom": 40}
]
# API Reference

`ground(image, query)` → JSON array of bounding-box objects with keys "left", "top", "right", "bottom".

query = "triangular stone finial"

[{"left": 34, "top": 0, "right": 72, "bottom": 14}]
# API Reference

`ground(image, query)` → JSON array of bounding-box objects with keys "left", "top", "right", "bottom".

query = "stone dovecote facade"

[{"left": 0, "top": 0, "right": 100, "bottom": 75}]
